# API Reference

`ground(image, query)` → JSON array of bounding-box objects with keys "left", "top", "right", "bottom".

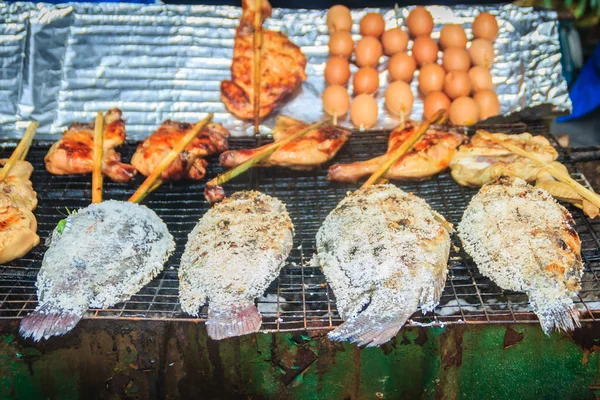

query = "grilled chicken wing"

[
  {"left": 179, "top": 191, "right": 294, "bottom": 340},
  {"left": 0, "top": 205, "right": 39, "bottom": 264},
  {"left": 317, "top": 184, "right": 452, "bottom": 347},
  {"left": 220, "top": 0, "right": 307, "bottom": 120},
  {"left": 458, "top": 177, "right": 583, "bottom": 333},
  {"left": 0, "top": 159, "right": 37, "bottom": 211},
  {"left": 131, "top": 121, "right": 230, "bottom": 181},
  {"left": 327, "top": 122, "right": 465, "bottom": 182},
  {"left": 44, "top": 109, "right": 136, "bottom": 183},
  {"left": 220, "top": 115, "right": 351, "bottom": 170},
  {"left": 450, "top": 131, "right": 598, "bottom": 218}
]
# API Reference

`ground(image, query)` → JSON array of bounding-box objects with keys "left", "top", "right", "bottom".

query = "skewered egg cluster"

[{"left": 322, "top": 6, "right": 501, "bottom": 128}]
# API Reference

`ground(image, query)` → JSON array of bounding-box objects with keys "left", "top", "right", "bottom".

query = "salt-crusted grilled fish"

[
  {"left": 317, "top": 184, "right": 452, "bottom": 347},
  {"left": 458, "top": 177, "right": 583, "bottom": 334},
  {"left": 179, "top": 191, "right": 294, "bottom": 340},
  {"left": 20, "top": 200, "right": 175, "bottom": 341}
]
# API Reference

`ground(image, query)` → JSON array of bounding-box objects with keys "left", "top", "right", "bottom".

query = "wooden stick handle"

[
  {"left": 92, "top": 111, "right": 104, "bottom": 204},
  {"left": 0, "top": 121, "right": 38, "bottom": 182},
  {"left": 477, "top": 130, "right": 600, "bottom": 209},
  {"left": 362, "top": 109, "right": 446, "bottom": 188},
  {"left": 129, "top": 114, "right": 214, "bottom": 204},
  {"left": 207, "top": 119, "right": 328, "bottom": 187},
  {"left": 252, "top": 0, "right": 263, "bottom": 134}
]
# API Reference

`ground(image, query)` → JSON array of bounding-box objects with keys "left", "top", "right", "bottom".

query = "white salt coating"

[
  {"left": 458, "top": 177, "right": 583, "bottom": 334},
  {"left": 179, "top": 191, "right": 293, "bottom": 320},
  {"left": 36, "top": 200, "right": 175, "bottom": 319},
  {"left": 316, "top": 184, "right": 451, "bottom": 347}
]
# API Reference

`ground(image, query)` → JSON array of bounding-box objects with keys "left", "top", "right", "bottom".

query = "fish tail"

[
  {"left": 530, "top": 292, "right": 581, "bottom": 334},
  {"left": 206, "top": 304, "right": 262, "bottom": 340},
  {"left": 19, "top": 303, "right": 83, "bottom": 341},
  {"left": 329, "top": 311, "right": 413, "bottom": 347}
]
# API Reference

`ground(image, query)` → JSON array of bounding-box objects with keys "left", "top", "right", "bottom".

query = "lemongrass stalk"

[
  {"left": 92, "top": 111, "right": 104, "bottom": 204},
  {"left": 0, "top": 121, "right": 38, "bottom": 182},
  {"left": 477, "top": 129, "right": 600, "bottom": 209},
  {"left": 362, "top": 109, "right": 446, "bottom": 188},
  {"left": 129, "top": 114, "right": 214, "bottom": 204},
  {"left": 207, "top": 120, "right": 328, "bottom": 187}
]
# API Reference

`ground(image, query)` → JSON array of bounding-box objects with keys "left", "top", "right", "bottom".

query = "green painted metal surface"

[{"left": 0, "top": 320, "right": 599, "bottom": 399}]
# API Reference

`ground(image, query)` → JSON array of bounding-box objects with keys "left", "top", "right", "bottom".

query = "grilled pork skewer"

[
  {"left": 458, "top": 177, "right": 583, "bottom": 333},
  {"left": 327, "top": 121, "right": 464, "bottom": 182},
  {"left": 179, "top": 191, "right": 294, "bottom": 340},
  {"left": 44, "top": 108, "right": 136, "bottom": 183},
  {"left": 220, "top": 0, "right": 307, "bottom": 120},
  {"left": 20, "top": 115, "right": 214, "bottom": 341},
  {"left": 131, "top": 120, "right": 230, "bottom": 180},
  {"left": 220, "top": 115, "right": 351, "bottom": 170}
]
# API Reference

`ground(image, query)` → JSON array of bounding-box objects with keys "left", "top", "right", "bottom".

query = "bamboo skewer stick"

[
  {"left": 92, "top": 112, "right": 104, "bottom": 204},
  {"left": 128, "top": 114, "right": 214, "bottom": 204},
  {"left": 0, "top": 121, "right": 39, "bottom": 182},
  {"left": 362, "top": 109, "right": 446, "bottom": 188},
  {"left": 477, "top": 129, "right": 600, "bottom": 209},
  {"left": 252, "top": 0, "right": 263, "bottom": 134},
  {"left": 207, "top": 119, "right": 328, "bottom": 187}
]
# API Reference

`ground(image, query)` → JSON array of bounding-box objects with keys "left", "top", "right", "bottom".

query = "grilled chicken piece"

[
  {"left": 131, "top": 121, "right": 230, "bottom": 181},
  {"left": 317, "top": 184, "right": 452, "bottom": 347},
  {"left": 458, "top": 177, "right": 583, "bottom": 334},
  {"left": 20, "top": 200, "right": 175, "bottom": 341},
  {"left": 0, "top": 159, "right": 37, "bottom": 211},
  {"left": 450, "top": 131, "right": 598, "bottom": 218},
  {"left": 179, "top": 191, "right": 294, "bottom": 340},
  {"left": 220, "top": 0, "right": 307, "bottom": 120},
  {"left": 220, "top": 115, "right": 351, "bottom": 170},
  {"left": 44, "top": 109, "right": 136, "bottom": 183},
  {"left": 0, "top": 205, "right": 39, "bottom": 265},
  {"left": 327, "top": 121, "right": 465, "bottom": 182}
]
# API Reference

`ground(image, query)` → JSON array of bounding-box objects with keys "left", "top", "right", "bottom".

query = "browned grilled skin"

[
  {"left": 220, "top": 0, "right": 307, "bottom": 120},
  {"left": 44, "top": 108, "right": 136, "bottom": 183},
  {"left": 327, "top": 122, "right": 466, "bottom": 182},
  {"left": 131, "top": 121, "right": 230, "bottom": 181},
  {"left": 219, "top": 115, "right": 351, "bottom": 170}
]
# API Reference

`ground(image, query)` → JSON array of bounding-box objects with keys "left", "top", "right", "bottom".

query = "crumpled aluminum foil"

[{"left": 0, "top": 2, "right": 570, "bottom": 139}]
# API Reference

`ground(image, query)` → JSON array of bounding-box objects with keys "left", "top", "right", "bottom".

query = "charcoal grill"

[{"left": 1, "top": 120, "right": 599, "bottom": 333}]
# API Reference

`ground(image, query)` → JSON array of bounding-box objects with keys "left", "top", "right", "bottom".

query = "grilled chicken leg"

[
  {"left": 131, "top": 120, "right": 230, "bottom": 180},
  {"left": 327, "top": 121, "right": 465, "bottom": 182},
  {"left": 220, "top": 115, "right": 351, "bottom": 170},
  {"left": 179, "top": 191, "right": 294, "bottom": 340},
  {"left": 458, "top": 177, "right": 583, "bottom": 333},
  {"left": 220, "top": 0, "right": 307, "bottom": 120},
  {"left": 44, "top": 109, "right": 136, "bottom": 183},
  {"left": 317, "top": 184, "right": 452, "bottom": 346}
]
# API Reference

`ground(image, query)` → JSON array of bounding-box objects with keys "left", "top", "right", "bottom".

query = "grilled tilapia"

[
  {"left": 458, "top": 177, "right": 583, "bottom": 333},
  {"left": 317, "top": 184, "right": 452, "bottom": 347},
  {"left": 20, "top": 200, "right": 175, "bottom": 341},
  {"left": 179, "top": 191, "right": 293, "bottom": 340}
]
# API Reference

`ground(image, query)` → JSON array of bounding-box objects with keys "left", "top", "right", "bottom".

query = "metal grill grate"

[{"left": 1, "top": 120, "right": 600, "bottom": 333}]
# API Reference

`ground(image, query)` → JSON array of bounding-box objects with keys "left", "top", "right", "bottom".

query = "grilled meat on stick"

[
  {"left": 458, "top": 177, "right": 583, "bottom": 333},
  {"left": 220, "top": 115, "right": 351, "bottom": 170},
  {"left": 220, "top": 0, "right": 307, "bottom": 120},
  {"left": 327, "top": 121, "right": 465, "bottom": 182},
  {"left": 44, "top": 109, "right": 136, "bottom": 183},
  {"left": 132, "top": 120, "right": 230, "bottom": 180},
  {"left": 450, "top": 132, "right": 599, "bottom": 218},
  {"left": 317, "top": 184, "right": 452, "bottom": 347},
  {"left": 179, "top": 191, "right": 294, "bottom": 340},
  {"left": 19, "top": 115, "right": 214, "bottom": 341}
]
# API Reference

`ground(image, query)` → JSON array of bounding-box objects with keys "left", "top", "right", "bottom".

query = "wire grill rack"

[{"left": 1, "top": 120, "right": 600, "bottom": 333}]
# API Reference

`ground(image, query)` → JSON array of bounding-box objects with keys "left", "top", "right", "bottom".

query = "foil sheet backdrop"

[{"left": 0, "top": 2, "right": 571, "bottom": 139}]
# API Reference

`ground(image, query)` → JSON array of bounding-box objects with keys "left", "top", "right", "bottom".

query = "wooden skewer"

[
  {"left": 92, "top": 112, "right": 104, "bottom": 204},
  {"left": 0, "top": 121, "right": 39, "bottom": 182},
  {"left": 252, "top": 0, "right": 263, "bottom": 134},
  {"left": 477, "top": 129, "right": 600, "bottom": 209},
  {"left": 208, "top": 119, "right": 329, "bottom": 187},
  {"left": 129, "top": 114, "right": 214, "bottom": 204},
  {"left": 362, "top": 109, "right": 446, "bottom": 188}
]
